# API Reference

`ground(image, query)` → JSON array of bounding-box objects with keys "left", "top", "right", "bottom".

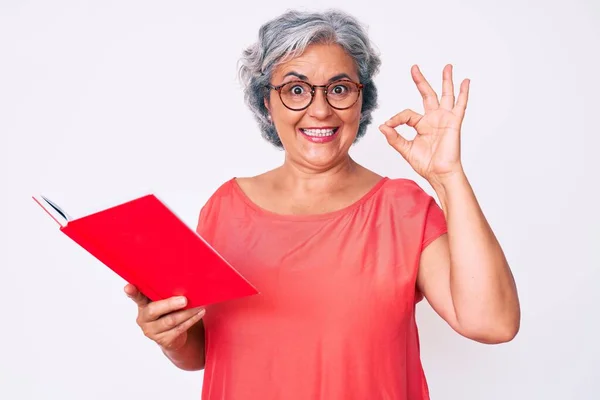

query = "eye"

[
  {"left": 332, "top": 85, "right": 347, "bottom": 94},
  {"left": 290, "top": 85, "right": 305, "bottom": 95},
  {"left": 329, "top": 82, "right": 353, "bottom": 96}
]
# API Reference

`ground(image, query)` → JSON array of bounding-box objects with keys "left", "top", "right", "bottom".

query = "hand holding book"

[{"left": 124, "top": 283, "right": 205, "bottom": 352}]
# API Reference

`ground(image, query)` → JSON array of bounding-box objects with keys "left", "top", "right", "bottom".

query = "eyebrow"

[{"left": 282, "top": 71, "right": 354, "bottom": 83}]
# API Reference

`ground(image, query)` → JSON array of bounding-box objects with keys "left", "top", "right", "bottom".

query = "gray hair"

[{"left": 238, "top": 9, "right": 382, "bottom": 148}]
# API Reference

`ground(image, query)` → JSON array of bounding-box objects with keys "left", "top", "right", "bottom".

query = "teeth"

[{"left": 302, "top": 128, "right": 336, "bottom": 137}]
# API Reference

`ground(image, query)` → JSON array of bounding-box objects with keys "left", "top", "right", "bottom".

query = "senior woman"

[{"left": 124, "top": 9, "right": 520, "bottom": 400}]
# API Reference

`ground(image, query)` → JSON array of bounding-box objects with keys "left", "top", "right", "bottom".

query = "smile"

[{"left": 299, "top": 127, "right": 339, "bottom": 137}]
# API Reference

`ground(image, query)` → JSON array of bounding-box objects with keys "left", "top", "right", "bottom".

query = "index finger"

[{"left": 124, "top": 284, "right": 151, "bottom": 307}]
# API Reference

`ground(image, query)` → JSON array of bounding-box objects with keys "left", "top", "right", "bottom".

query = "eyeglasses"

[{"left": 266, "top": 79, "right": 364, "bottom": 111}]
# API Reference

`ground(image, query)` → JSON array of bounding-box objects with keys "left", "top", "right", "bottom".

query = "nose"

[{"left": 307, "top": 87, "right": 333, "bottom": 119}]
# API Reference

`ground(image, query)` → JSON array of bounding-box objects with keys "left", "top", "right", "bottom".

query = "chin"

[{"left": 296, "top": 142, "right": 352, "bottom": 170}]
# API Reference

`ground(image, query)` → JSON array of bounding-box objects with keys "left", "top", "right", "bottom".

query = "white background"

[{"left": 1, "top": 0, "right": 598, "bottom": 399}]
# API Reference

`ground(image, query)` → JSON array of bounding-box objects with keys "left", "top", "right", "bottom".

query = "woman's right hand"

[{"left": 124, "top": 284, "right": 206, "bottom": 351}]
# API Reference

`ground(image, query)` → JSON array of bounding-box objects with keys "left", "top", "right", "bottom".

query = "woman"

[{"left": 125, "top": 9, "right": 520, "bottom": 400}]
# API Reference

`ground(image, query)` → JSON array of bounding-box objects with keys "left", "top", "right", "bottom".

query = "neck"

[{"left": 275, "top": 155, "right": 360, "bottom": 195}]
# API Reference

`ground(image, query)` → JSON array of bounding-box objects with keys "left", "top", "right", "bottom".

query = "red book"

[{"left": 33, "top": 194, "right": 258, "bottom": 308}]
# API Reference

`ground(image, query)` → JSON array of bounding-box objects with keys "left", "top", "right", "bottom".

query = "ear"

[{"left": 264, "top": 98, "right": 273, "bottom": 123}]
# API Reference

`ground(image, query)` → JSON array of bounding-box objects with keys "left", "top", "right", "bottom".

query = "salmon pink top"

[{"left": 196, "top": 177, "right": 447, "bottom": 400}]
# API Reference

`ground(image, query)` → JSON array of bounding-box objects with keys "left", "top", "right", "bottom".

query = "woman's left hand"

[{"left": 379, "top": 64, "right": 470, "bottom": 185}]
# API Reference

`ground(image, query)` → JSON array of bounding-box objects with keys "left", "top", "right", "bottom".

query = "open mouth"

[{"left": 299, "top": 127, "right": 340, "bottom": 138}]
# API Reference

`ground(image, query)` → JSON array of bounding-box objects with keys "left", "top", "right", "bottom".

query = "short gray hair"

[{"left": 238, "top": 9, "right": 382, "bottom": 148}]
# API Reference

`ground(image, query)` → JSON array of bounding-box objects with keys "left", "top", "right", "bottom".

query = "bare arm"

[
  {"left": 417, "top": 171, "right": 520, "bottom": 344},
  {"left": 378, "top": 64, "right": 520, "bottom": 343}
]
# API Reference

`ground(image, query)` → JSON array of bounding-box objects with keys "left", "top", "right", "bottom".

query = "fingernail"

[
  {"left": 197, "top": 308, "right": 206, "bottom": 316},
  {"left": 177, "top": 297, "right": 187, "bottom": 306}
]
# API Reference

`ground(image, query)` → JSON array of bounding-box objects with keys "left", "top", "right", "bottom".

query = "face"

[{"left": 265, "top": 43, "right": 362, "bottom": 171}]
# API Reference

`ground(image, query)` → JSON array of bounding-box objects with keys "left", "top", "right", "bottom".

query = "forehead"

[{"left": 272, "top": 43, "right": 358, "bottom": 82}]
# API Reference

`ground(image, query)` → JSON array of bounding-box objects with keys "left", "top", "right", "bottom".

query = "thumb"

[
  {"left": 124, "top": 284, "right": 150, "bottom": 307},
  {"left": 379, "top": 124, "right": 411, "bottom": 160}
]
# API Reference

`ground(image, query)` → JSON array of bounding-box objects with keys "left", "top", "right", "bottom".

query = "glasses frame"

[{"left": 266, "top": 79, "right": 364, "bottom": 111}]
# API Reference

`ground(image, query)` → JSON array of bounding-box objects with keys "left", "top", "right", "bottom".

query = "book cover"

[{"left": 33, "top": 194, "right": 259, "bottom": 308}]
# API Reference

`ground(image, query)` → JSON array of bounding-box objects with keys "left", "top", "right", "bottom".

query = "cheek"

[
  {"left": 341, "top": 107, "right": 362, "bottom": 128},
  {"left": 273, "top": 107, "right": 304, "bottom": 129}
]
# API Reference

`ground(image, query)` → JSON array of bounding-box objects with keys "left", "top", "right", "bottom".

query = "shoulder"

[
  {"left": 380, "top": 177, "right": 435, "bottom": 206},
  {"left": 377, "top": 177, "right": 447, "bottom": 249},
  {"left": 373, "top": 177, "right": 442, "bottom": 228},
  {"left": 195, "top": 178, "right": 241, "bottom": 236},
  {"left": 207, "top": 178, "right": 238, "bottom": 201},
  {"left": 197, "top": 178, "right": 238, "bottom": 218}
]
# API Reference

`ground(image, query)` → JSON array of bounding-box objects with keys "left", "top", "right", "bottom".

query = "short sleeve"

[
  {"left": 415, "top": 196, "right": 447, "bottom": 303},
  {"left": 195, "top": 180, "right": 230, "bottom": 239},
  {"left": 195, "top": 201, "right": 212, "bottom": 237},
  {"left": 421, "top": 196, "right": 447, "bottom": 251}
]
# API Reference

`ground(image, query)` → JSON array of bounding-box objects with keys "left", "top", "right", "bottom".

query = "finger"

[
  {"left": 384, "top": 109, "right": 423, "bottom": 129},
  {"left": 454, "top": 78, "right": 470, "bottom": 119},
  {"left": 440, "top": 64, "right": 455, "bottom": 110},
  {"left": 379, "top": 124, "right": 412, "bottom": 160},
  {"left": 124, "top": 284, "right": 150, "bottom": 308},
  {"left": 154, "top": 309, "right": 206, "bottom": 347},
  {"left": 148, "top": 306, "right": 206, "bottom": 336},
  {"left": 142, "top": 296, "right": 188, "bottom": 322},
  {"left": 411, "top": 65, "right": 439, "bottom": 112}
]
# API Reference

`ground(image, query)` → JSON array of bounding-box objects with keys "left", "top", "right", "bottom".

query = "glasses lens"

[
  {"left": 278, "top": 80, "right": 361, "bottom": 110},
  {"left": 326, "top": 80, "right": 360, "bottom": 109},
  {"left": 279, "top": 81, "right": 313, "bottom": 110}
]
